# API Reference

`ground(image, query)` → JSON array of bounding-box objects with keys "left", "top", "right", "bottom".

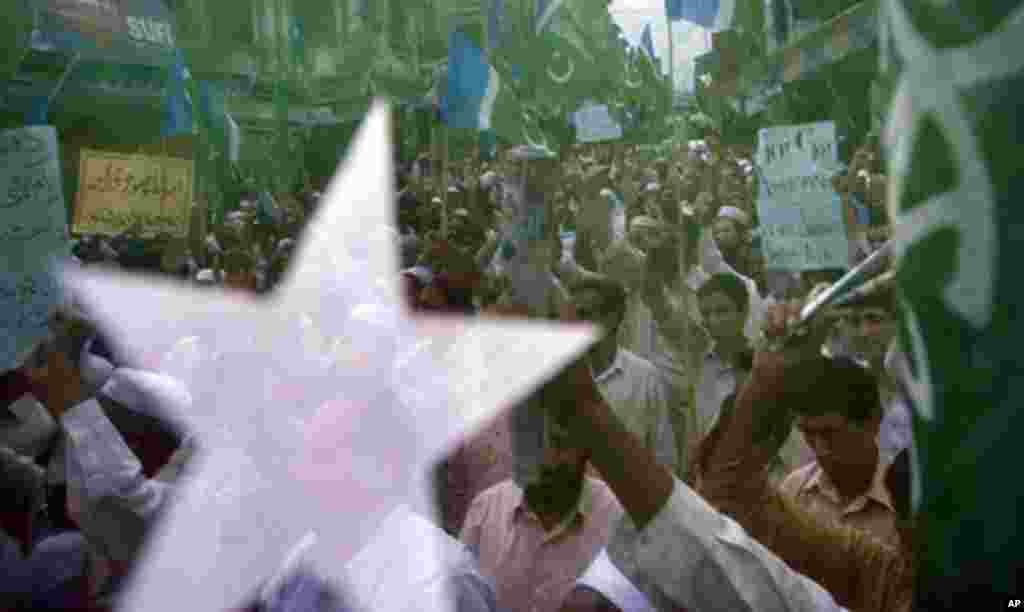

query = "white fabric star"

[{"left": 63, "top": 103, "right": 596, "bottom": 612}]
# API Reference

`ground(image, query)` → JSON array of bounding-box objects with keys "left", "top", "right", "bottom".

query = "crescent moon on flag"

[
  {"left": 625, "top": 61, "right": 642, "bottom": 89},
  {"left": 522, "top": 120, "right": 550, "bottom": 150},
  {"left": 547, "top": 52, "right": 574, "bottom": 84}
]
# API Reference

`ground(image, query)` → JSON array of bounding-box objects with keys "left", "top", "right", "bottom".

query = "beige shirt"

[
  {"left": 460, "top": 477, "right": 622, "bottom": 612},
  {"left": 695, "top": 349, "right": 813, "bottom": 479},
  {"left": 779, "top": 459, "right": 901, "bottom": 551}
]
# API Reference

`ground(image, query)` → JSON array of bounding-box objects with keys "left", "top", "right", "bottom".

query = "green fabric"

[
  {"left": 876, "top": 0, "right": 1024, "bottom": 606},
  {"left": 288, "top": 16, "right": 306, "bottom": 68}
]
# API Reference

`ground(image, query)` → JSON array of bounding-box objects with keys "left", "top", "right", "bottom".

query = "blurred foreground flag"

[
  {"left": 879, "top": 0, "right": 1024, "bottom": 607},
  {"left": 160, "top": 49, "right": 193, "bottom": 137},
  {"left": 641, "top": 23, "right": 656, "bottom": 61}
]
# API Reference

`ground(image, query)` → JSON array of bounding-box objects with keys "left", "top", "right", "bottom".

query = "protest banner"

[
  {"left": 73, "top": 149, "right": 194, "bottom": 237},
  {"left": 574, "top": 103, "right": 623, "bottom": 144},
  {"left": 755, "top": 121, "right": 850, "bottom": 271},
  {"left": 0, "top": 126, "right": 71, "bottom": 373}
]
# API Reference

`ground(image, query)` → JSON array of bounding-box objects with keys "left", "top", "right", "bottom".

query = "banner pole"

[
  {"left": 441, "top": 125, "right": 449, "bottom": 238},
  {"left": 666, "top": 13, "right": 675, "bottom": 99}
]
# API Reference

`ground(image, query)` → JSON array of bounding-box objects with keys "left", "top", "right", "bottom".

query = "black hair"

[
  {"left": 791, "top": 356, "right": 882, "bottom": 425},
  {"left": 842, "top": 284, "right": 897, "bottom": 314},
  {"left": 568, "top": 275, "right": 627, "bottom": 320},
  {"left": 222, "top": 249, "right": 255, "bottom": 274},
  {"left": 697, "top": 273, "right": 750, "bottom": 312}
]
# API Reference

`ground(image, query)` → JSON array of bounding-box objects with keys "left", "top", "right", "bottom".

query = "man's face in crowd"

[
  {"left": 522, "top": 420, "right": 588, "bottom": 519},
  {"left": 852, "top": 148, "right": 875, "bottom": 173},
  {"left": 712, "top": 217, "right": 741, "bottom": 251},
  {"left": 796, "top": 411, "right": 880, "bottom": 478},
  {"left": 721, "top": 179, "right": 749, "bottom": 209},
  {"left": 845, "top": 306, "right": 897, "bottom": 365},
  {"left": 629, "top": 224, "right": 661, "bottom": 253},
  {"left": 680, "top": 164, "right": 700, "bottom": 188},
  {"left": 698, "top": 291, "right": 746, "bottom": 344}
]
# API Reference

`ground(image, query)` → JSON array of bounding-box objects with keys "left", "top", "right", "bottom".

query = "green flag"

[
  {"left": 288, "top": 16, "right": 305, "bottom": 69},
  {"left": 879, "top": 0, "right": 1024, "bottom": 607}
]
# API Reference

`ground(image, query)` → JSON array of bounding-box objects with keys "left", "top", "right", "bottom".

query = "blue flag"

[
  {"left": 535, "top": 0, "right": 564, "bottom": 33},
  {"left": 197, "top": 80, "right": 230, "bottom": 156},
  {"left": 641, "top": 23, "right": 656, "bottom": 61},
  {"left": 665, "top": 0, "right": 736, "bottom": 30},
  {"left": 25, "top": 96, "right": 50, "bottom": 126},
  {"left": 160, "top": 49, "right": 193, "bottom": 137},
  {"left": 443, "top": 29, "right": 500, "bottom": 131}
]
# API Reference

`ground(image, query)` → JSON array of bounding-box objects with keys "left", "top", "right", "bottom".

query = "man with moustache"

[{"left": 459, "top": 414, "right": 622, "bottom": 612}]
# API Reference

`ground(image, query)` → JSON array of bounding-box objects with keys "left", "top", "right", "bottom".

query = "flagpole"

[
  {"left": 442, "top": 126, "right": 449, "bottom": 239},
  {"left": 666, "top": 13, "right": 675, "bottom": 100}
]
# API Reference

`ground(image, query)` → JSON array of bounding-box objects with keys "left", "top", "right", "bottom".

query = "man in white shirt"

[
  {"left": 840, "top": 286, "right": 912, "bottom": 463},
  {"left": 568, "top": 275, "right": 677, "bottom": 473},
  {"left": 693, "top": 273, "right": 752, "bottom": 443},
  {"left": 552, "top": 300, "right": 911, "bottom": 612}
]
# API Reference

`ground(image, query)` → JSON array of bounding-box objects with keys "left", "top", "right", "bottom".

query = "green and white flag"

[{"left": 880, "top": 0, "right": 1024, "bottom": 607}]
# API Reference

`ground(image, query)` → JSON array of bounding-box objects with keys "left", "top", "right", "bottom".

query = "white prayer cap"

[
  {"left": 402, "top": 266, "right": 434, "bottom": 286},
  {"left": 506, "top": 144, "right": 556, "bottom": 161},
  {"left": 717, "top": 205, "right": 751, "bottom": 227},
  {"left": 629, "top": 215, "right": 664, "bottom": 233},
  {"left": 195, "top": 269, "right": 218, "bottom": 285},
  {"left": 204, "top": 234, "right": 222, "bottom": 256},
  {"left": 479, "top": 171, "right": 500, "bottom": 190},
  {"left": 577, "top": 549, "right": 655, "bottom": 612}
]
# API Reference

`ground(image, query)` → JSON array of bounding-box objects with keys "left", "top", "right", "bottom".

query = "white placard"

[
  {"left": 756, "top": 122, "right": 849, "bottom": 271},
  {"left": 0, "top": 126, "right": 70, "bottom": 372}
]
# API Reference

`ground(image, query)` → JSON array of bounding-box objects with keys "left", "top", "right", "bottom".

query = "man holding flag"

[{"left": 550, "top": 2, "right": 1024, "bottom": 609}]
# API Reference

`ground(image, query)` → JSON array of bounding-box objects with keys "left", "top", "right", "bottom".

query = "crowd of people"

[{"left": 1, "top": 123, "right": 916, "bottom": 612}]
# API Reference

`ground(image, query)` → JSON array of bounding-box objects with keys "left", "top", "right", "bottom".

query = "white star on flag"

[{"left": 63, "top": 102, "right": 596, "bottom": 612}]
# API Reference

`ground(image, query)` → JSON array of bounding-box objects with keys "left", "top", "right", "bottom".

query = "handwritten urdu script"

[
  {"left": 73, "top": 150, "right": 193, "bottom": 237},
  {"left": 0, "top": 126, "right": 70, "bottom": 373}
]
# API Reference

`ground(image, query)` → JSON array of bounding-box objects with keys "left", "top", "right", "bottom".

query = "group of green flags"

[{"left": 445, "top": 0, "right": 672, "bottom": 152}]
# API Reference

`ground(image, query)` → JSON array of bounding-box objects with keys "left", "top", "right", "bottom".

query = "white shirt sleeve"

[
  {"left": 606, "top": 477, "right": 847, "bottom": 612},
  {"left": 577, "top": 548, "right": 656, "bottom": 612},
  {"left": 646, "top": 374, "right": 678, "bottom": 473}
]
